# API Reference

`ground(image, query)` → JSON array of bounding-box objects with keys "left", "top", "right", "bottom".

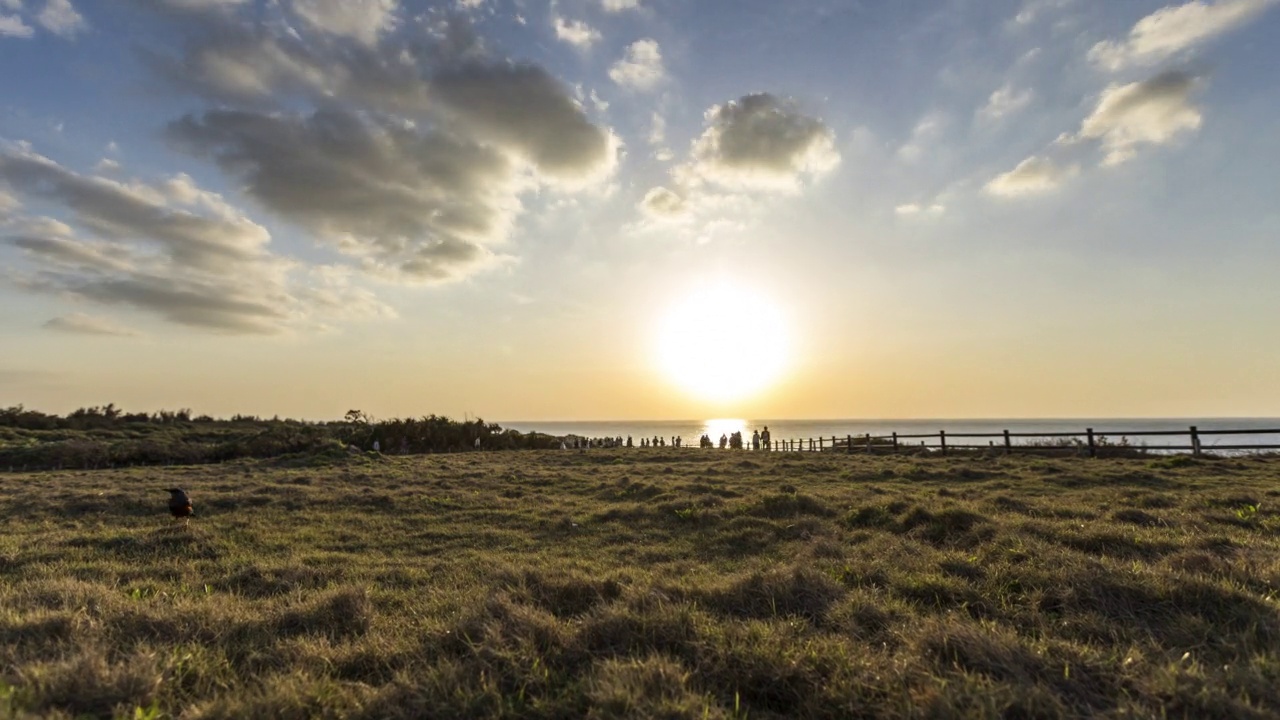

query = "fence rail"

[{"left": 758, "top": 426, "right": 1280, "bottom": 458}]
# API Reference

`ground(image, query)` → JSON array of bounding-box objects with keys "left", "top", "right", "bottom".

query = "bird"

[{"left": 166, "top": 488, "right": 193, "bottom": 526}]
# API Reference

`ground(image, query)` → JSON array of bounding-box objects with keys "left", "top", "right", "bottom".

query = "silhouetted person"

[
  {"left": 752, "top": 430, "right": 760, "bottom": 450},
  {"left": 762, "top": 426, "right": 771, "bottom": 450},
  {"left": 167, "top": 488, "right": 193, "bottom": 526},
  {"left": 719, "top": 433, "right": 728, "bottom": 449}
]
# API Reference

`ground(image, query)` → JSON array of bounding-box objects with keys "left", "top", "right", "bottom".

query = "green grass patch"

[{"left": 2, "top": 452, "right": 1280, "bottom": 718}]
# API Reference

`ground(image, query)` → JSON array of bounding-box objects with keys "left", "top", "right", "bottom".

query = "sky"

[{"left": 1, "top": 0, "right": 1278, "bottom": 422}]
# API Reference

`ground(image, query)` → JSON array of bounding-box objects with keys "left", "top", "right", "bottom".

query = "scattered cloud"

[
  {"left": 132, "top": 8, "right": 617, "bottom": 285},
  {"left": 0, "top": 12, "right": 32, "bottom": 37},
  {"left": 429, "top": 62, "right": 620, "bottom": 183},
  {"left": 35, "top": 0, "right": 85, "bottom": 38},
  {"left": 648, "top": 112, "right": 666, "bottom": 146},
  {"left": 0, "top": 188, "right": 18, "bottom": 214},
  {"left": 152, "top": 0, "right": 251, "bottom": 9},
  {"left": 1, "top": 146, "right": 392, "bottom": 333},
  {"left": 985, "top": 155, "right": 1078, "bottom": 197},
  {"left": 977, "top": 84, "right": 1034, "bottom": 123},
  {"left": 1074, "top": 71, "right": 1203, "bottom": 165},
  {"left": 684, "top": 93, "right": 840, "bottom": 193},
  {"left": 167, "top": 109, "right": 514, "bottom": 283},
  {"left": 601, "top": 0, "right": 639, "bottom": 10},
  {"left": 1011, "top": 0, "right": 1076, "bottom": 28},
  {"left": 648, "top": 111, "right": 673, "bottom": 159},
  {"left": 43, "top": 312, "right": 141, "bottom": 336},
  {"left": 288, "top": 0, "right": 399, "bottom": 46},
  {"left": 639, "top": 186, "right": 685, "bottom": 217},
  {"left": 553, "top": 16, "right": 601, "bottom": 49},
  {"left": 897, "top": 112, "right": 945, "bottom": 162},
  {"left": 895, "top": 203, "right": 946, "bottom": 216},
  {"left": 0, "top": 147, "right": 269, "bottom": 272},
  {"left": 608, "top": 38, "right": 664, "bottom": 91},
  {"left": 1089, "top": 0, "right": 1277, "bottom": 71},
  {"left": 635, "top": 94, "right": 838, "bottom": 242}
]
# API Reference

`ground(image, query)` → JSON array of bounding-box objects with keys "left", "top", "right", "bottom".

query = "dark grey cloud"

[
  {"left": 2, "top": 149, "right": 391, "bottom": 333},
  {"left": 686, "top": 93, "right": 840, "bottom": 192},
  {"left": 133, "top": 6, "right": 615, "bottom": 284},
  {"left": 431, "top": 62, "right": 617, "bottom": 180},
  {"left": 636, "top": 94, "right": 839, "bottom": 231},
  {"left": 63, "top": 273, "right": 287, "bottom": 333},
  {"left": 167, "top": 108, "right": 509, "bottom": 282},
  {"left": 10, "top": 231, "right": 135, "bottom": 273},
  {"left": 0, "top": 148, "right": 268, "bottom": 272}
]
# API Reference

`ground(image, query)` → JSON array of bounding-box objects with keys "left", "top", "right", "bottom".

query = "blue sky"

[{"left": 1, "top": 0, "right": 1278, "bottom": 420}]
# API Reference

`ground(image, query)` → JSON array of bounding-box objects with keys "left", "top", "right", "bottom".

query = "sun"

[{"left": 654, "top": 280, "right": 790, "bottom": 403}]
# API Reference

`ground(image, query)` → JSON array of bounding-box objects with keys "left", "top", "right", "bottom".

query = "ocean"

[{"left": 501, "top": 418, "right": 1280, "bottom": 453}]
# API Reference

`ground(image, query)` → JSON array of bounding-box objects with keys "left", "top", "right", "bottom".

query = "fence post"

[
  {"left": 892, "top": 432, "right": 898, "bottom": 453},
  {"left": 1190, "top": 426, "right": 1201, "bottom": 458},
  {"left": 1086, "top": 428, "right": 1096, "bottom": 458},
  {"left": 940, "top": 430, "right": 947, "bottom": 457},
  {"left": 1003, "top": 429, "right": 1011, "bottom": 456},
  {"left": 833, "top": 436, "right": 838, "bottom": 453},
  {"left": 865, "top": 433, "right": 872, "bottom": 454},
  {"left": 848, "top": 435, "right": 853, "bottom": 455}
]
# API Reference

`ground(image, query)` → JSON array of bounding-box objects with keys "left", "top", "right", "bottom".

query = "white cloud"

[
  {"left": 608, "top": 38, "right": 664, "bottom": 91},
  {"left": 35, "top": 0, "right": 85, "bottom": 38},
  {"left": 289, "top": 0, "right": 398, "bottom": 46},
  {"left": 640, "top": 186, "right": 685, "bottom": 217},
  {"left": 0, "top": 12, "right": 31, "bottom": 37},
  {"left": 43, "top": 313, "right": 141, "bottom": 337},
  {"left": 0, "top": 0, "right": 23, "bottom": 9},
  {"left": 0, "top": 188, "right": 19, "bottom": 214},
  {"left": 1011, "top": 0, "right": 1075, "bottom": 27},
  {"left": 985, "top": 155, "right": 1078, "bottom": 197},
  {"left": 601, "top": 0, "right": 639, "bottom": 10},
  {"left": 553, "top": 16, "right": 601, "bottom": 49},
  {"left": 895, "top": 203, "right": 946, "bottom": 217},
  {"left": 685, "top": 93, "right": 840, "bottom": 193},
  {"left": 977, "top": 84, "right": 1034, "bottom": 122},
  {"left": 1089, "top": 0, "right": 1277, "bottom": 71},
  {"left": 897, "top": 112, "right": 945, "bottom": 162},
  {"left": 1075, "top": 71, "right": 1203, "bottom": 165},
  {"left": 648, "top": 113, "right": 665, "bottom": 144}
]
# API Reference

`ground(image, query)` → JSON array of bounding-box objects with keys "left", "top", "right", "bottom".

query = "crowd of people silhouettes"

[{"left": 563, "top": 426, "right": 772, "bottom": 451}]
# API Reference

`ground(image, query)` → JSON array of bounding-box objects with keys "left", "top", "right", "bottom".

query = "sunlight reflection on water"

[{"left": 701, "top": 418, "right": 747, "bottom": 440}]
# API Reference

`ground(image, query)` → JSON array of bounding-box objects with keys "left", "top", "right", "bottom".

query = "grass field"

[{"left": 3, "top": 450, "right": 1280, "bottom": 719}]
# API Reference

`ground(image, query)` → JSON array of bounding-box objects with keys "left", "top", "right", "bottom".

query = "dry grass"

[{"left": 3, "top": 450, "right": 1280, "bottom": 718}]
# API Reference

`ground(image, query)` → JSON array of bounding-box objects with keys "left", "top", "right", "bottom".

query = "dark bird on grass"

[{"left": 167, "top": 488, "right": 193, "bottom": 525}]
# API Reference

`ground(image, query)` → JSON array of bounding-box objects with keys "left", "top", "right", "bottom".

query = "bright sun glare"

[{"left": 655, "top": 281, "right": 789, "bottom": 403}]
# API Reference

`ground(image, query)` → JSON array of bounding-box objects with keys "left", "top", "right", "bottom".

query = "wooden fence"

[{"left": 761, "top": 426, "right": 1280, "bottom": 458}]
